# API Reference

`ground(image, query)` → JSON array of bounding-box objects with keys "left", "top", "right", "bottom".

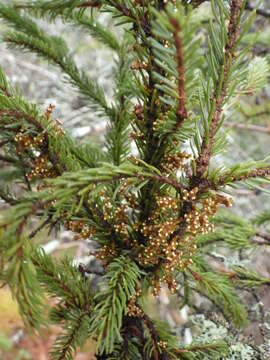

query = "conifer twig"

[
  {"left": 217, "top": 167, "right": 270, "bottom": 185},
  {"left": 170, "top": 18, "right": 187, "bottom": 127},
  {"left": 192, "top": 0, "right": 270, "bottom": 19},
  {"left": 225, "top": 122, "right": 270, "bottom": 134},
  {"left": 0, "top": 110, "right": 43, "bottom": 130},
  {"left": 0, "top": 109, "right": 65, "bottom": 174},
  {"left": 1, "top": 1, "right": 270, "bottom": 357},
  {"left": 141, "top": 312, "right": 170, "bottom": 360},
  {"left": 174, "top": 342, "right": 227, "bottom": 355},
  {"left": 56, "top": 312, "right": 86, "bottom": 360},
  {"left": 14, "top": 1, "right": 101, "bottom": 10},
  {"left": 194, "top": 0, "right": 243, "bottom": 180},
  {"left": 77, "top": 1, "right": 101, "bottom": 8},
  {"left": 29, "top": 215, "right": 53, "bottom": 239}
]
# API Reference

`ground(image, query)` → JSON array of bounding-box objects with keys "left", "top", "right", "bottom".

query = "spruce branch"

[
  {"left": 105, "top": 44, "right": 132, "bottom": 164},
  {"left": 70, "top": 12, "right": 120, "bottom": 51},
  {"left": 106, "top": 1, "right": 142, "bottom": 27},
  {"left": 5, "top": 31, "right": 113, "bottom": 117},
  {"left": 140, "top": 309, "right": 228, "bottom": 359},
  {"left": 0, "top": 107, "right": 64, "bottom": 174},
  {"left": 0, "top": 5, "right": 114, "bottom": 117},
  {"left": 0, "top": 233, "right": 45, "bottom": 327},
  {"left": 90, "top": 256, "right": 142, "bottom": 355},
  {"left": 187, "top": 266, "right": 247, "bottom": 326},
  {"left": 0, "top": 109, "right": 43, "bottom": 130},
  {"left": 32, "top": 249, "right": 94, "bottom": 311},
  {"left": 174, "top": 341, "right": 229, "bottom": 358},
  {"left": 1, "top": 1, "right": 270, "bottom": 358},
  {"left": 215, "top": 164, "right": 270, "bottom": 187},
  {"left": 141, "top": 312, "right": 170, "bottom": 359},
  {"left": 191, "top": 0, "right": 270, "bottom": 19},
  {"left": 29, "top": 214, "right": 53, "bottom": 239},
  {"left": 50, "top": 309, "right": 91, "bottom": 360},
  {"left": 223, "top": 266, "right": 270, "bottom": 289},
  {"left": 76, "top": 0, "right": 101, "bottom": 8},
  {"left": 193, "top": 0, "right": 244, "bottom": 180},
  {"left": 15, "top": 2, "right": 120, "bottom": 51},
  {"left": 170, "top": 17, "right": 187, "bottom": 127},
  {"left": 0, "top": 65, "right": 106, "bottom": 181},
  {"left": 15, "top": 0, "right": 102, "bottom": 11}
]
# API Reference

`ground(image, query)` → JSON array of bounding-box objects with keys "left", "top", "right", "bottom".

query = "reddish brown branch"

[
  {"left": 152, "top": 174, "right": 182, "bottom": 191},
  {"left": 0, "top": 110, "right": 43, "bottom": 130},
  {"left": 141, "top": 312, "right": 169, "bottom": 360},
  {"left": 110, "top": 1, "right": 151, "bottom": 36},
  {"left": 77, "top": 1, "right": 101, "bottom": 8},
  {"left": 193, "top": 0, "right": 243, "bottom": 181},
  {"left": 29, "top": 215, "right": 53, "bottom": 239},
  {"left": 110, "top": 1, "right": 133, "bottom": 19},
  {"left": 16, "top": 215, "right": 28, "bottom": 238},
  {"left": 170, "top": 18, "right": 187, "bottom": 127},
  {"left": 192, "top": 0, "right": 270, "bottom": 19},
  {"left": 188, "top": 268, "right": 202, "bottom": 281},
  {"left": 217, "top": 167, "right": 270, "bottom": 186}
]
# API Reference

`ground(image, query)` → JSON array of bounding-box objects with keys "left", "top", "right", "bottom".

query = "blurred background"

[{"left": 0, "top": 1, "right": 270, "bottom": 359}]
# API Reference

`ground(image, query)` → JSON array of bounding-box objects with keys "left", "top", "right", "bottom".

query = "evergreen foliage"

[{"left": 0, "top": 0, "right": 270, "bottom": 359}]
